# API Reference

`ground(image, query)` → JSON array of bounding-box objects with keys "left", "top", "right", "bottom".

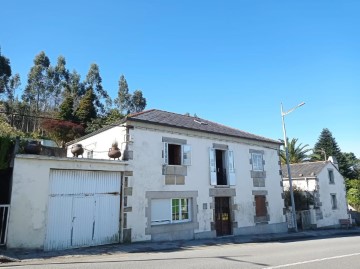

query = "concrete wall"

[
  {"left": 7, "top": 155, "right": 128, "bottom": 249},
  {"left": 68, "top": 121, "right": 287, "bottom": 242}
]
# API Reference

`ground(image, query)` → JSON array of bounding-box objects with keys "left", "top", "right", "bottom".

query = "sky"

[{"left": 1, "top": 0, "right": 360, "bottom": 157}]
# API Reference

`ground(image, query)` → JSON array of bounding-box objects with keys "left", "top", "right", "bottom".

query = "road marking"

[{"left": 263, "top": 252, "right": 360, "bottom": 268}]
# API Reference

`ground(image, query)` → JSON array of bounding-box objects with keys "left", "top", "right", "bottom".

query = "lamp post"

[{"left": 281, "top": 102, "right": 305, "bottom": 232}]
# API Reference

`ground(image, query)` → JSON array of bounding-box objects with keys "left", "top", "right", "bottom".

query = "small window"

[
  {"left": 87, "top": 150, "right": 93, "bottom": 159},
  {"left": 328, "top": 170, "right": 335, "bottom": 184},
  {"left": 164, "top": 143, "right": 191, "bottom": 166},
  {"left": 168, "top": 144, "right": 182, "bottom": 165},
  {"left": 252, "top": 153, "right": 263, "bottom": 171},
  {"left": 331, "top": 194, "right": 337, "bottom": 209},
  {"left": 172, "top": 198, "right": 190, "bottom": 222}
]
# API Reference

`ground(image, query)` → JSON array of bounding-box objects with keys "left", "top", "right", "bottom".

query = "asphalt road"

[{"left": 1, "top": 235, "right": 359, "bottom": 269}]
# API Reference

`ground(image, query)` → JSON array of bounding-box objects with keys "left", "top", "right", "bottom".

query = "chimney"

[{"left": 328, "top": 156, "right": 338, "bottom": 169}]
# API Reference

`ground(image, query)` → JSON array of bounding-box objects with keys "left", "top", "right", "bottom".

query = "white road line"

[{"left": 263, "top": 252, "right": 360, "bottom": 268}]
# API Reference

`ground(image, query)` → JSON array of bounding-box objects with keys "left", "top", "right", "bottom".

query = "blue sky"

[{"left": 1, "top": 1, "right": 360, "bottom": 157}]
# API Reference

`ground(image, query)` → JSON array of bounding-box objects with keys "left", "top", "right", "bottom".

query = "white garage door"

[{"left": 44, "top": 170, "right": 121, "bottom": 251}]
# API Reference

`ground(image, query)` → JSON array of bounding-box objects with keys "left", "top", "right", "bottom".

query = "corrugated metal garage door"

[{"left": 44, "top": 170, "right": 121, "bottom": 251}]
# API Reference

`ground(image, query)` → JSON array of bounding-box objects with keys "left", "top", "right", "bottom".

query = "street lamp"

[{"left": 281, "top": 102, "right": 305, "bottom": 232}]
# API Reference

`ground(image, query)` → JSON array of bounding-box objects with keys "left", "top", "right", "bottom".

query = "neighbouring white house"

[
  {"left": 66, "top": 109, "right": 287, "bottom": 243},
  {"left": 282, "top": 157, "right": 348, "bottom": 229}
]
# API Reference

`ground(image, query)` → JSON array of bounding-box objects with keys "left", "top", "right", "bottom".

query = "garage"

[{"left": 44, "top": 169, "right": 121, "bottom": 251}]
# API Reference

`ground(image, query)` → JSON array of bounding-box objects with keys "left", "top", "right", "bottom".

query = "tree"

[
  {"left": 0, "top": 52, "right": 12, "bottom": 95},
  {"left": 312, "top": 128, "right": 348, "bottom": 177},
  {"left": 74, "top": 88, "right": 96, "bottom": 126},
  {"left": 114, "top": 74, "right": 131, "bottom": 114},
  {"left": 129, "top": 90, "right": 147, "bottom": 113},
  {"left": 84, "top": 64, "right": 109, "bottom": 115},
  {"left": 114, "top": 75, "right": 147, "bottom": 115},
  {"left": 342, "top": 152, "right": 360, "bottom": 180},
  {"left": 41, "top": 118, "right": 84, "bottom": 147},
  {"left": 284, "top": 185, "right": 314, "bottom": 211},
  {"left": 346, "top": 179, "right": 360, "bottom": 211},
  {"left": 280, "top": 138, "right": 312, "bottom": 164},
  {"left": 58, "top": 94, "right": 74, "bottom": 121},
  {"left": 22, "top": 51, "right": 55, "bottom": 131}
]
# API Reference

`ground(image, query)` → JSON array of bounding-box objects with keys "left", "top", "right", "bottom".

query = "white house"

[
  {"left": 67, "top": 109, "right": 287, "bottom": 243},
  {"left": 282, "top": 158, "right": 348, "bottom": 228}
]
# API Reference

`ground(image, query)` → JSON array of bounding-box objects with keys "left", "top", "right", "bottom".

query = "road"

[{"left": 1, "top": 235, "right": 359, "bottom": 269}]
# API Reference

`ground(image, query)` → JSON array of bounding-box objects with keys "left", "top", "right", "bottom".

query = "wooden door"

[{"left": 215, "top": 197, "right": 231, "bottom": 236}]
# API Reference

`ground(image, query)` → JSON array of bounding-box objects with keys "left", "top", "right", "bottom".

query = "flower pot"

[
  {"left": 71, "top": 144, "right": 84, "bottom": 157},
  {"left": 108, "top": 147, "right": 121, "bottom": 160}
]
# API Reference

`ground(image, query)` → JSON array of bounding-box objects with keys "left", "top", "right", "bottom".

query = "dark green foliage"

[
  {"left": 346, "top": 179, "right": 360, "bottom": 211},
  {"left": 342, "top": 152, "right": 360, "bottom": 180},
  {"left": 114, "top": 75, "right": 147, "bottom": 115},
  {"left": 280, "top": 138, "right": 312, "bottom": 164},
  {"left": 130, "top": 90, "right": 147, "bottom": 113},
  {"left": 85, "top": 64, "right": 109, "bottom": 115},
  {"left": 313, "top": 128, "right": 349, "bottom": 178},
  {"left": 75, "top": 88, "right": 96, "bottom": 126},
  {"left": 0, "top": 54, "right": 12, "bottom": 95},
  {"left": 58, "top": 95, "right": 74, "bottom": 121},
  {"left": 284, "top": 186, "right": 314, "bottom": 211},
  {"left": 114, "top": 75, "right": 131, "bottom": 114},
  {"left": 0, "top": 136, "right": 14, "bottom": 170},
  {"left": 105, "top": 108, "right": 123, "bottom": 124}
]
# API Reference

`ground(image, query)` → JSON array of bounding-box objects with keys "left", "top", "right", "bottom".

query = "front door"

[{"left": 215, "top": 197, "right": 231, "bottom": 236}]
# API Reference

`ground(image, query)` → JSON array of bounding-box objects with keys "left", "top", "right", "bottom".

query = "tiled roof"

[
  {"left": 281, "top": 162, "right": 329, "bottom": 178},
  {"left": 67, "top": 109, "right": 281, "bottom": 145},
  {"left": 127, "top": 109, "right": 281, "bottom": 144}
]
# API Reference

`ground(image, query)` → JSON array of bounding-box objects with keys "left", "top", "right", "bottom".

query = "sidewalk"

[{"left": 1, "top": 227, "right": 360, "bottom": 263}]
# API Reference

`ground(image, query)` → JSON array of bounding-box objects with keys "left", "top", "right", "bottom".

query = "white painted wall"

[
  {"left": 67, "top": 126, "right": 127, "bottom": 159},
  {"left": 7, "top": 155, "right": 128, "bottom": 249},
  {"left": 316, "top": 164, "right": 348, "bottom": 227}
]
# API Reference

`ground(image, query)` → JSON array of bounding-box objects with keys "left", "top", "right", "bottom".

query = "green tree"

[
  {"left": 0, "top": 52, "right": 12, "bottom": 95},
  {"left": 22, "top": 51, "right": 55, "bottom": 131},
  {"left": 114, "top": 74, "right": 131, "bottom": 114},
  {"left": 129, "top": 90, "right": 147, "bottom": 113},
  {"left": 114, "top": 75, "right": 147, "bottom": 115},
  {"left": 58, "top": 94, "right": 74, "bottom": 121},
  {"left": 84, "top": 64, "right": 109, "bottom": 115},
  {"left": 74, "top": 88, "right": 96, "bottom": 126},
  {"left": 342, "top": 152, "right": 360, "bottom": 180},
  {"left": 312, "top": 128, "right": 348, "bottom": 177},
  {"left": 280, "top": 138, "right": 312, "bottom": 164},
  {"left": 346, "top": 179, "right": 360, "bottom": 211}
]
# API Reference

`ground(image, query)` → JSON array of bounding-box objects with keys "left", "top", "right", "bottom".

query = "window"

[
  {"left": 252, "top": 153, "right": 263, "bottom": 171},
  {"left": 87, "top": 150, "right": 93, "bottom": 159},
  {"left": 164, "top": 143, "right": 191, "bottom": 166},
  {"left": 172, "top": 198, "right": 189, "bottom": 222},
  {"left": 209, "top": 148, "right": 235, "bottom": 186},
  {"left": 331, "top": 194, "right": 337, "bottom": 209},
  {"left": 151, "top": 198, "right": 191, "bottom": 225},
  {"left": 328, "top": 170, "right": 335, "bottom": 184}
]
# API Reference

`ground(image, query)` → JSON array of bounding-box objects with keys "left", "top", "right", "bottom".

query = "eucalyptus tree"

[
  {"left": 114, "top": 75, "right": 146, "bottom": 114},
  {"left": 280, "top": 138, "right": 312, "bottom": 164},
  {"left": 84, "top": 63, "right": 110, "bottom": 116},
  {"left": 114, "top": 74, "right": 131, "bottom": 114}
]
